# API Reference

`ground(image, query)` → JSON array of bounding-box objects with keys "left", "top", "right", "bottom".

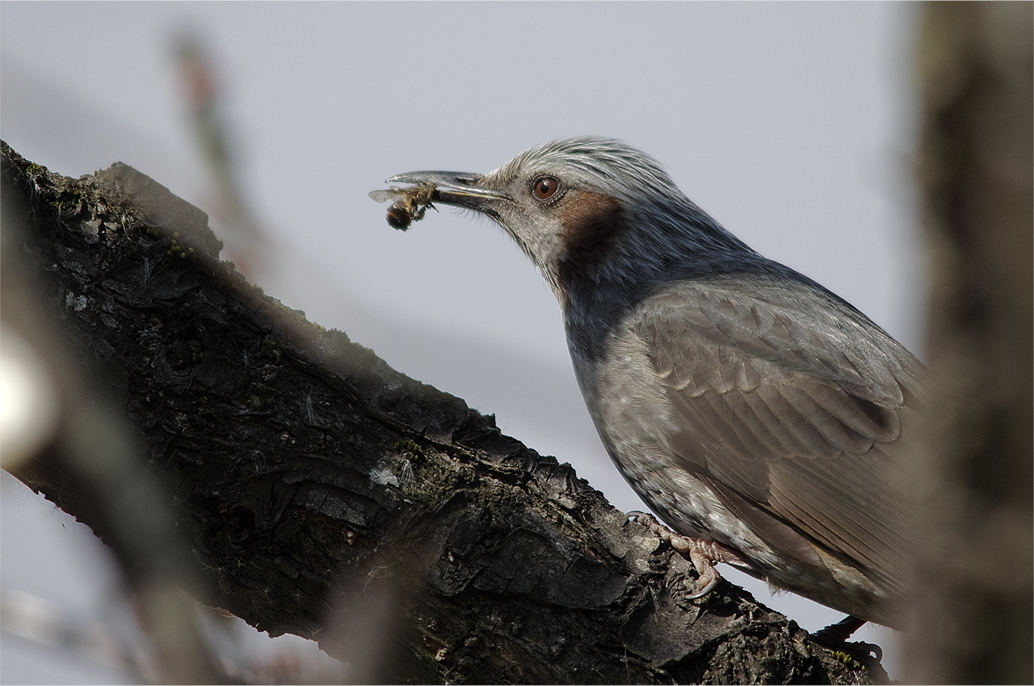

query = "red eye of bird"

[{"left": 532, "top": 176, "right": 559, "bottom": 201}]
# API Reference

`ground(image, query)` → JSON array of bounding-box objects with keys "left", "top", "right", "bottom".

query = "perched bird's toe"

[
  {"left": 628, "top": 511, "right": 748, "bottom": 598},
  {"left": 684, "top": 552, "right": 723, "bottom": 599},
  {"left": 812, "top": 615, "right": 868, "bottom": 644}
]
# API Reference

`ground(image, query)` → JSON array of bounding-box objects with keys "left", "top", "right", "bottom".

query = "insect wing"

[{"left": 368, "top": 188, "right": 403, "bottom": 203}]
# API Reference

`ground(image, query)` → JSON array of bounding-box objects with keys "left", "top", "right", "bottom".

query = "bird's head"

[{"left": 386, "top": 137, "right": 754, "bottom": 305}]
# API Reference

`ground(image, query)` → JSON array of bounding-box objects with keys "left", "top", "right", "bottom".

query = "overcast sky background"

[{"left": 1, "top": 2, "right": 923, "bottom": 681}]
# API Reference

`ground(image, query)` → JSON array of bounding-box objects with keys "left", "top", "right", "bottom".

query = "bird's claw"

[
  {"left": 684, "top": 553, "right": 722, "bottom": 599},
  {"left": 812, "top": 615, "right": 868, "bottom": 644},
  {"left": 628, "top": 511, "right": 746, "bottom": 598}
]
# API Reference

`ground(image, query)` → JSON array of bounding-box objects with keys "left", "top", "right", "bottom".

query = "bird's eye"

[{"left": 532, "top": 176, "right": 559, "bottom": 201}]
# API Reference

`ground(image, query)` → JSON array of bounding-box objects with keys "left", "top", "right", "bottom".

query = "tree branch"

[{"left": 1, "top": 140, "right": 884, "bottom": 684}]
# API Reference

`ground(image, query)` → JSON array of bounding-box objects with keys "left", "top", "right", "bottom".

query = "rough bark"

[
  {"left": 1, "top": 140, "right": 885, "bottom": 684},
  {"left": 905, "top": 3, "right": 1033, "bottom": 684}
]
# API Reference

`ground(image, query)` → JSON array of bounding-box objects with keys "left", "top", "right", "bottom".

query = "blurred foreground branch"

[
  {"left": 905, "top": 3, "right": 1033, "bottom": 684},
  {"left": 0, "top": 140, "right": 882, "bottom": 684}
]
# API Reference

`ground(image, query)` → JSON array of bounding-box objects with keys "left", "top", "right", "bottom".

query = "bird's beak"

[{"left": 385, "top": 171, "right": 511, "bottom": 216}]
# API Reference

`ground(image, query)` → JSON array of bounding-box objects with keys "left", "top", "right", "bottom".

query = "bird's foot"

[
  {"left": 628, "top": 512, "right": 747, "bottom": 598},
  {"left": 812, "top": 615, "right": 868, "bottom": 644}
]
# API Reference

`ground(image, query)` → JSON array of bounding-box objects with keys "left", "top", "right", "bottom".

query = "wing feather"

[{"left": 633, "top": 276, "right": 923, "bottom": 587}]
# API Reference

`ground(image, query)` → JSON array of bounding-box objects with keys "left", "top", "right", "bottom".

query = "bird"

[{"left": 379, "top": 136, "right": 923, "bottom": 634}]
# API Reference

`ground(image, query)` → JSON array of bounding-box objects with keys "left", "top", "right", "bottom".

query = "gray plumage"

[{"left": 383, "top": 136, "right": 923, "bottom": 627}]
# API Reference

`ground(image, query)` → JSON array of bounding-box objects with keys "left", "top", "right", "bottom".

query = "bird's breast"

[{"left": 568, "top": 324, "right": 778, "bottom": 564}]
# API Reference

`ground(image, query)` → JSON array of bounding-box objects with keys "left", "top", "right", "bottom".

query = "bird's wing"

[{"left": 632, "top": 275, "right": 923, "bottom": 588}]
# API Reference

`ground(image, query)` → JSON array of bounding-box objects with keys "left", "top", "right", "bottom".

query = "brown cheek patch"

[{"left": 556, "top": 190, "right": 627, "bottom": 286}]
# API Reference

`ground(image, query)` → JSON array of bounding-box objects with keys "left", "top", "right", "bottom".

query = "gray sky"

[{"left": 1, "top": 2, "right": 923, "bottom": 681}]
